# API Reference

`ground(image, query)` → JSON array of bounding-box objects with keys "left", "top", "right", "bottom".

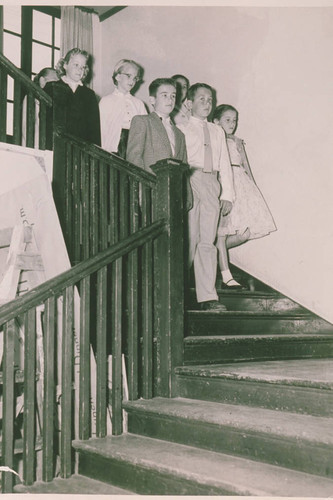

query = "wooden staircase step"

[
  {"left": 175, "top": 359, "right": 333, "bottom": 416},
  {"left": 124, "top": 397, "right": 333, "bottom": 479},
  {"left": 188, "top": 288, "right": 306, "bottom": 313},
  {"left": 73, "top": 432, "right": 333, "bottom": 496},
  {"left": 184, "top": 333, "right": 333, "bottom": 364},
  {"left": 14, "top": 474, "right": 133, "bottom": 494},
  {"left": 186, "top": 310, "right": 333, "bottom": 336}
]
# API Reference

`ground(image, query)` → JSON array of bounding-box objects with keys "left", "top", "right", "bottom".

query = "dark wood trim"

[
  {"left": 0, "top": 221, "right": 166, "bottom": 326},
  {"left": 0, "top": 53, "right": 52, "bottom": 105},
  {"left": 0, "top": 6, "right": 3, "bottom": 53},
  {"left": 32, "top": 6, "right": 61, "bottom": 18},
  {"left": 21, "top": 7, "right": 33, "bottom": 76},
  {"left": 54, "top": 130, "right": 157, "bottom": 186},
  {"left": 99, "top": 6, "right": 127, "bottom": 22},
  {"left": 152, "top": 159, "right": 188, "bottom": 397}
]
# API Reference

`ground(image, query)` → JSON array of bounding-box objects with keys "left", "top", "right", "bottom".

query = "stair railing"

[
  {"left": 0, "top": 52, "right": 52, "bottom": 149},
  {"left": 0, "top": 144, "right": 188, "bottom": 493},
  {"left": 52, "top": 129, "right": 188, "bottom": 399}
]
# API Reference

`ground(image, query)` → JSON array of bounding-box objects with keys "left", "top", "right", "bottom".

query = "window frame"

[{"left": 1, "top": 5, "right": 61, "bottom": 138}]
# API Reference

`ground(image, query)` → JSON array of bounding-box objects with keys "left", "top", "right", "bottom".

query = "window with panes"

[{"left": 1, "top": 6, "right": 60, "bottom": 136}]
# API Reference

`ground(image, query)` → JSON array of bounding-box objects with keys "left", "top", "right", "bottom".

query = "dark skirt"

[{"left": 117, "top": 128, "right": 129, "bottom": 159}]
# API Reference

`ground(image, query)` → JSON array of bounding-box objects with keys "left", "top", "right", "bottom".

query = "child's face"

[
  {"left": 215, "top": 110, "right": 238, "bottom": 135},
  {"left": 115, "top": 63, "right": 139, "bottom": 93},
  {"left": 39, "top": 70, "right": 58, "bottom": 89},
  {"left": 64, "top": 54, "right": 87, "bottom": 83},
  {"left": 150, "top": 84, "right": 177, "bottom": 118},
  {"left": 175, "top": 77, "right": 189, "bottom": 103},
  {"left": 189, "top": 87, "right": 212, "bottom": 120}
]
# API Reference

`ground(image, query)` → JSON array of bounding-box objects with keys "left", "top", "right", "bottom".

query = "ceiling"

[{"left": 87, "top": 5, "right": 127, "bottom": 21}]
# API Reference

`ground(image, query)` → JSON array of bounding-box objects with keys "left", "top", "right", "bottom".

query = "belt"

[{"left": 190, "top": 167, "right": 218, "bottom": 175}]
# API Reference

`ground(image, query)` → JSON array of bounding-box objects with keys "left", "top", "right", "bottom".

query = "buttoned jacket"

[{"left": 126, "top": 111, "right": 187, "bottom": 173}]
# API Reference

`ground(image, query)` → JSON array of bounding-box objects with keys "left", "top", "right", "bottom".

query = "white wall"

[{"left": 101, "top": 6, "right": 333, "bottom": 323}]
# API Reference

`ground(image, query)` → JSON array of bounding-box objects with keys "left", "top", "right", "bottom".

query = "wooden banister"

[
  {"left": 53, "top": 129, "right": 156, "bottom": 186},
  {"left": 0, "top": 111, "right": 188, "bottom": 491},
  {"left": 0, "top": 53, "right": 52, "bottom": 106},
  {"left": 0, "top": 221, "right": 165, "bottom": 327}
]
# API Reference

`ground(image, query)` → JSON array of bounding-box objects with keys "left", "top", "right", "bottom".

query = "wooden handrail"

[
  {"left": 0, "top": 53, "right": 52, "bottom": 106},
  {"left": 54, "top": 129, "right": 157, "bottom": 187},
  {"left": 0, "top": 220, "right": 165, "bottom": 326}
]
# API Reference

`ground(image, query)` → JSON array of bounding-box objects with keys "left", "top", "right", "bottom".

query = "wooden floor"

[{"left": 14, "top": 473, "right": 134, "bottom": 494}]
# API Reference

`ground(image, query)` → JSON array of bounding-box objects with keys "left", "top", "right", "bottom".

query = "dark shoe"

[
  {"left": 222, "top": 279, "right": 247, "bottom": 290},
  {"left": 200, "top": 300, "right": 227, "bottom": 311}
]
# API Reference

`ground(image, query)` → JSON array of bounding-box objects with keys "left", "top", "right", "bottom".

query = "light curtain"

[{"left": 60, "top": 6, "right": 97, "bottom": 89}]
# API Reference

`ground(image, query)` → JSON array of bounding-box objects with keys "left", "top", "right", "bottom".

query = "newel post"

[{"left": 152, "top": 159, "right": 188, "bottom": 397}]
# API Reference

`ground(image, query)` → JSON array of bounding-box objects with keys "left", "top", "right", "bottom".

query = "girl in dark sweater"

[{"left": 44, "top": 48, "right": 101, "bottom": 149}]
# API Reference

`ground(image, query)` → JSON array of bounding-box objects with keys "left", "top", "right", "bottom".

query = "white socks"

[{"left": 221, "top": 269, "right": 242, "bottom": 287}]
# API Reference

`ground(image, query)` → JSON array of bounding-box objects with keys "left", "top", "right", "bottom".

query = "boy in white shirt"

[{"left": 178, "top": 83, "right": 234, "bottom": 310}]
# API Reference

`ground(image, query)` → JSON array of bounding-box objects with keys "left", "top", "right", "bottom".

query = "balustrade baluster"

[
  {"left": 13, "top": 80, "right": 22, "bottom": 145},
  {"left": 2, "top": 319, "right": 16, "bottom": 493},
  {"left": 141, "top": 185, "right": 153, "bottom": 399},
  {"left": 109, "top": 167, "right": 119, "bottom": 245},
  {"left": 73, "top": 146, "right": 81, "bottom": 264},
  {"left": 81, "top": 152, "right": 91, "bottom": 260},
  {"left": 43, "top": 297, "right": 56, "bottom": 482},
  {"left": 79, "top": 276, "right": 91, "bottom": 440},
  {"left": 127, "top": 180, "right": 139, "bottom": 400},
  {"left": 99, "top": 162, "right": 108, "bottom": 252},
  {"left": 119, "top": 171, "right": 130, "bottom": 239},
  {"left": 26, "top": 93, "right": 35, "bottom": 149},
  {"left": 90, "top": 157, "right": 99, "bottom": 256},
  {"left": 61, "top": 286, "right": 74, "bottom": 478},
  {"left": 111, "top": 257, "right": 123, "bottom": 435},
  {"left": 38, "top": 101, "right": 47, "bottom": 150},
  {"left": 96, "top": 267, "right": 108, "bottom": 437},
  {"left": 64, "top": 141, "right": 74, "bottom": 260},
  {"left": 23, "top": 308, "right": 37, "bottom": 485},
  {"left": 0, "top": 69, "right": 8, "bottom": 141}
]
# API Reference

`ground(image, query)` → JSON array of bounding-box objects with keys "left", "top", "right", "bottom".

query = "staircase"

[{"left": 67, "top": 282, "right": 333, "bottom": 496}]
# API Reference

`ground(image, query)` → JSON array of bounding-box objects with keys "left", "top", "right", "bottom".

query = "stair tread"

[
  {"left": 124, "top": 397, "right": 333, "bottom": 444},
  {"left": 185, "top": 333, "right": 333, "bottom": 341},
  {"left": 73, "top": 433, "right": 333, "bottom": 496},
  {"left": 190, "top": 287, "right": 280, "bottom": 298},
  {"left": 14, "top": 473, "right": 133, "bottom": 494},
  {"left": 175, "top": 358, "right": 333, "bottom": 388},
  {"left": 187, "top": 309, "right": 325, "bottom": 318}
]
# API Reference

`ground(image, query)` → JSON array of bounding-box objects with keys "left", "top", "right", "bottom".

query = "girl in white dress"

[{"left": 213, "top": 104, "right": 277, "bottom": 289}]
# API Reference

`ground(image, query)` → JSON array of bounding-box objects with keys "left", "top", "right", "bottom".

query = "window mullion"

[{"left": 21, "top": 6, "right": 33, "bottom": 76}]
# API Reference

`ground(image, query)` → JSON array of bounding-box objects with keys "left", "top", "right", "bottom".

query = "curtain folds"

[{"left": 60, "top": 6, "right": 98, "bottom": 89}]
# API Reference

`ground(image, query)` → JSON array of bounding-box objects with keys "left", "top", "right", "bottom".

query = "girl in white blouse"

[{"left": 99, "top": 59, "right": 147, "bottom": 158}]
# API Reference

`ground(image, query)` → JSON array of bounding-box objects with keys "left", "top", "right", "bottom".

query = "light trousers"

[{"left": 188, "top": 169, "right": 221, "bottom": 303}]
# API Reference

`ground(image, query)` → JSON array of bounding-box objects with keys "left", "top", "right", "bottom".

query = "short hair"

[
  {"left": 33, "top": 67, "right": 56, "bottom": 85},
  {"left": 171, "top": 74, "right": 190, "bottom": 87},
  {"left": 213, "top": 104, "right": 239, "bottom": 122},
  {"left": 56, "top": 48, "right": 90, "bottom": 81},
  {"left": 149, "top": 78, "right": 177, "bottom": 97},
  {"left": 186, "top": 83, "right": 213, "bottom": 102},
  {"left": 112, "top": 59, "right": 143, "bottom": 85}
]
